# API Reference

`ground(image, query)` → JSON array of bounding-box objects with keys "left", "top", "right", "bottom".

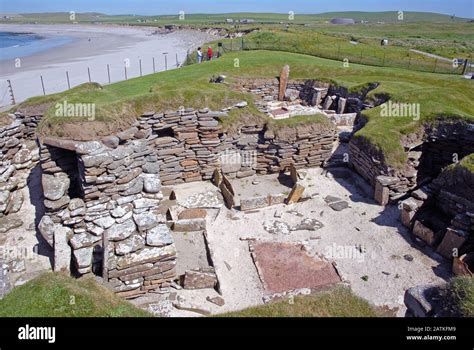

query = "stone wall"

[
  {"left": 38, "top": 136, "right": 177, "bottom": 298},
  {"left": 136, "top": 107, "right": 337, "bottom": 185},
  {"left": 350, "top": 119, "right": 474, "bottom": 205},
  {"left": 400, "top": 163, "right": 474, "bottom": 269},
  {"left": 0, "top": 113, "right": 41, "bottom": 218}
]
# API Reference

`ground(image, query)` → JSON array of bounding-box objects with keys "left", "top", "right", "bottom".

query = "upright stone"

[
  {"left": 54, "top": 226, "right": 72, "bottom": 272},
  {"left": 278, "top": 65, "right": 290, "bottom": 101}
]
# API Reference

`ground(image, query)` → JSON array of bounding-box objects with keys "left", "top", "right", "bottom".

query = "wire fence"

[
  {"left": 1, "top": 53, "right": 184, "bottom": 107},
  {"left": 185, "top": 36, "right": 473, "bottom": 76}
]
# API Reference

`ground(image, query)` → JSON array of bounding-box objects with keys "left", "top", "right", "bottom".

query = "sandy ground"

[
  {"left": 0, "top": 24, "right": 216, "bottom": 106},
  {"left": 3, "top": 148, "right": 449, "bottom": 316},
  {"left": 144, "top": 165, "right": 450, "bottom": 317}
]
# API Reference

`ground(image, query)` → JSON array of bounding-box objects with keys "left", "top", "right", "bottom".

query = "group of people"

[{"left": 196, "top": 46, "right": 213, "bottom": 63}]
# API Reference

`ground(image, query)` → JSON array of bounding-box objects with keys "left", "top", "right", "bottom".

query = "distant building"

[
  {"left": 239, "top": 19, "right": 255, "bottom": 24},
  {"left": 381, "top": 39, "right": 389, "bottom": 46},
  {"left": 226, "top": 18, "right": 234, "bottom": 23},
  {"left": 330, "top": 18, "right": 355, "bottom": 25}
]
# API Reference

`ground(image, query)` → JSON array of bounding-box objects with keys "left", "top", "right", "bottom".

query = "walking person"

[
  {"left": 197, "top": 47, "right": 203, "bottom": 63},
  {"left": 207, "top": 46, "right": 213, "bottom": 61}
]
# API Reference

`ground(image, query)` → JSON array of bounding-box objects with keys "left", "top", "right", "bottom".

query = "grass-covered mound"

[
  {"left": 0, "top": 272, "right": 150, "bottom": 317},
  {"left": 219, "top": 287, "right": 385, "bottom": 317}
]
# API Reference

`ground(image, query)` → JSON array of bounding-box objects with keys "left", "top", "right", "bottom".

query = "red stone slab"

[{"left": 250, "top": 241, "right": 340, "bottom": 294}]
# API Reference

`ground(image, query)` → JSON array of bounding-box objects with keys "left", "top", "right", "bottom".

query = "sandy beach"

[{"left": 0, "top": 24, "right": 217, "bottom": 106}]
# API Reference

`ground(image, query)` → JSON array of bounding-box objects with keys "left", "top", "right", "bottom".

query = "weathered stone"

[
  {"left": 142, "top": 174, "right": 161, "bottom": 194},
  {"left": 173, "top": 218, "right": 206, "bottom": 232},
  {"left": 287, "top": 183, "right": 305, "bottom": 204},
  {"left": 278, "top": 65, "right": 290, "bottom": 101},
  {"left": 263, "top": 220, "right": 291, "bottom": 235},
  {"left": 38, "top": 215, "right": 56, "bottom": 247},
  {"left": 0, "top": 216, "right": 23, "bottom": 234},
  {"left": 102, "top": 135, "right": 120, "bottom": 149},
  {"left": 436, "top": 228, "right": 468, "bottom": 259},
  {"left": 374, "top": 180, "right": 389, "bottom": 206},
  {"left": 291, "top": 218, "right": 324, "bottom": 231},
  {"left": 401, "top": 209, "right": 415, "bottom": 227},
  {"left": 117, "top": 168, "right": 142, "bottom": 185},
  {"left": 116, "top": 245, "right": 176, "bottom": 269},
  {"left": 54, "top": 226, "right": 73, "bottom": 271},
  {"left": 115, "top": 234, "right": 145, "bottom": 255},
  {"left": 13, "top": 148, "right": 32, "bottom": 165},
  {"left": 183, "top": 269, "right": 217, "bottom": 289},
  {"left": 70, "top": 232, "right": 101, "bottom": 249},
  {"left": 75, "top": 141, "right": 104, "bottom": 155},
  {"left": 146, "top": 224, "right": 173, "bottom": 247},
  {"left": 133, "top": 213, "right": 162, "bottom": 232},
  {"left": 106, "top": 219, "right": 137, "bottom": 241},
  {"left": 206, "top": 295, "right": 225, "bottom": 306},
  {"left": 5, "top": 190, "right": 23, "bottom": 214},
  {"left": 73, "top": 246, "right": 93, "bottom": 269},
  {"left": 413, "top": 221, "right": 436, "bottom": 246},
  {"left": 42, "top": 174, "right": 70, "bottom": 201},
  {"left": 177, "top": 208, "right": 207, "bottom": 220},
  {"left": 93, "top": 215, "right": 115, "bottom": 229},
  {"left": 329, "top": 201, "right": 349, "bottom": 211},
  {"left": 240, "top": 196, "right": 269, "bottom": 211}
]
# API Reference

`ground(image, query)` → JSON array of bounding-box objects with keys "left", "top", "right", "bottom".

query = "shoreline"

[{"left": 0, "top": 24, "right": 217, "bottom": 106}]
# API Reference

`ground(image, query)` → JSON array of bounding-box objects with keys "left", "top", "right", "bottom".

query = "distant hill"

[{"left": 0, "top": 11, "right": 470, "bottom": 24}]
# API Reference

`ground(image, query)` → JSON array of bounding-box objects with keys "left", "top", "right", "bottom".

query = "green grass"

[
  {"left": 0, "top": 272, "right": 151, "bottom": 317},
  {"left": 219, "top": 286, "right": 385, "bottom": 317},
  {"left": 213, "top": 28, "right": 470, "bottom": 74},
  {"left": 12, "top": 49, "right": 474, "bottom": 169},
  {"left": 439, "top": 277, "right": 474, "bottom": 317}
]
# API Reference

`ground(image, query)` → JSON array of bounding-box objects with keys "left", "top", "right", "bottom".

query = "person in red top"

[{"left": 207, "top": 46, "right": 213, "bottom": 61}]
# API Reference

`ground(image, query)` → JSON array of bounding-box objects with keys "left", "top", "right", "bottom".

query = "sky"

[{"left": 0, "top": 0, "right": 473, "bottom": 17}]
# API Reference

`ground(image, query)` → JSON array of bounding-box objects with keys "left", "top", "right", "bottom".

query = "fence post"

[
  {"left": 153, "top": 57, "right": 156, "bottom": 73},
  {"left": 124, "top": 66, "right": 128, "bottom": 80},
  {"left": 433, "top": 59, "right": 438, "bottom": 73},
  {"left": 6, "top": 79, "right": 15, "bottom": 105},
  {"left": 66, "top": 71, "right": 71, "bottom": 89},
  {"left": 40, "top": 75, "right": 45, "bottom": 95},
  {"left": 87, "top": 67, "right": 91, "bottom": 83},
  {"left": 176, "top": 53, "right": 179, "bottom": 67},
  {"left": 107, "top": 64, "right": 111, "bottom": 84},
  {"left": 139, "top": 59, "right": 142, "bottom": 77},
  {"left": 164, "top": 53, "right": 168, "bottom": 71},
  {"left": 241, "top": 37, "right": 244, "bottom": 50}
]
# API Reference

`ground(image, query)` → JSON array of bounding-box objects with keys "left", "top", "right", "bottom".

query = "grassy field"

[
  {"left": 439, "top": 277, "right": 474, "bottom": 317},
  {"left": 207, "top": 28, "right": 470, "bottom": 74},
  {"left": 2, "top": 11, "right": 469, "bottom": 25},
  {"left": 0, "top": 272, "right": 150, "bottom": 317},
  {"left": 16, "top": 49, "right": 473, "bottom": 169},
  {"left": 219, "top": 286, "right": 385, "bottom": 317}
]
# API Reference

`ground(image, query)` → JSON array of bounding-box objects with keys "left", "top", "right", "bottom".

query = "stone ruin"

[
  {"left": 1, "top": 68, "right": 473, "bottom": 301},
  {"left": 0, "top": 98, "right": 339, "bottom": 298}
]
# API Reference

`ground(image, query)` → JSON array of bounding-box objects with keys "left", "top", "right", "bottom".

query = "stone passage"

[{"left": 38, "top": 135, "right": 177, "bottom": 297}]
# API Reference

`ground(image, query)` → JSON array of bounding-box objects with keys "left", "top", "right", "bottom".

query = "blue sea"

[{"left": 0, "top": 31, "right": 73, "bottom": 61}]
